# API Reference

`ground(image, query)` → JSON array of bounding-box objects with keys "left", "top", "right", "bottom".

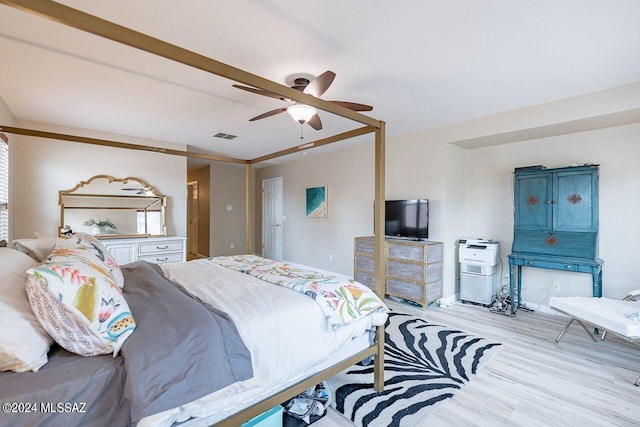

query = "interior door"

[
  {"left": 262, "top": 177, "right": 283, "bottom": 261},
  {"left": 187, "top": 181, "right": 199, "bottom": 257}
]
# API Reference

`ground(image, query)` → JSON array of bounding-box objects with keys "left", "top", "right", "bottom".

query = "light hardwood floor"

[{"left": 316, "top": 300, "right": 640, "bottom": 427}]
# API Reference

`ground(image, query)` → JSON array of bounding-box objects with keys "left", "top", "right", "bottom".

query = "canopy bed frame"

[{"left": 0, "top": 0, "right": 387, "bottom": 425}]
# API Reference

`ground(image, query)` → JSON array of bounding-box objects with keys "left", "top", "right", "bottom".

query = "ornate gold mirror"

[{"left": 59, "top": 175, "right": 166, "bottom": 238}]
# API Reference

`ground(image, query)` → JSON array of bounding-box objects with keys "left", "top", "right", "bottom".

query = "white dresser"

[{"left": 100, "top": 236, "right": 187, "bottom": 265}]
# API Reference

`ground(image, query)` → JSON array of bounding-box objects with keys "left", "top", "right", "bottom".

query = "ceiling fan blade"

[
  {"left": 232, "top": 84, "right": 286, "bottom": 101},
  {"left": 304, "top": 71, "right": 336, "bottom": 97},
  {"left": 249, "top": 107, "right": 288, "bottom": 121},
  {"left": 329, "top": 100, "right": 373, "bottom": 111},
  {"left": 307, "top": 113, "right": 322, "bottom": 130}
]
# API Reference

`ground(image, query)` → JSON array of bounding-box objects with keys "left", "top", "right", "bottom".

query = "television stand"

[{"left": 354, "top": 236, "right": 443, "bottom": 309}]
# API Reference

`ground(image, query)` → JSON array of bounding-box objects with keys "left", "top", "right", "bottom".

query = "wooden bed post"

[
  {"left": 245, "top": 163, "right": 253, "bottom": 254},
  {"left": 374, "top": 121, "right": 386, "bottom": 392}
]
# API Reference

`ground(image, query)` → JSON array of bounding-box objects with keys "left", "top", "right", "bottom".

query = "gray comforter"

[{"left": 0, "top": 261, "right": 253, "bottom": 427}]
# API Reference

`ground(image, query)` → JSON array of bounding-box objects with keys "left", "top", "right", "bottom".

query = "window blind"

[{"left": 0, "top": 138, "right": 8, "bottom": 241}]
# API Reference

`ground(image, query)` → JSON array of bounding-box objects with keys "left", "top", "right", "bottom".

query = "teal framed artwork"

[{"left": 306, "top": 186, "right": 327, "bottom": 218}]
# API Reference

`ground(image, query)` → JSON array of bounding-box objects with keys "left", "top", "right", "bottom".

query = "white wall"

[
  {"left": 255, "top": 82, "right": 640, "bottom": 308},
  {"left": 465, "top": 124, "right": 640, "bottom": 303},
  {"left": 210, "top": 161, "right": 247, "bottom": 256},
  {"left": 255, "top": 143, "right": 375, "bottom": 275},
  {"left": 11, "top": 119, "right": 187, "bottom": 239}
]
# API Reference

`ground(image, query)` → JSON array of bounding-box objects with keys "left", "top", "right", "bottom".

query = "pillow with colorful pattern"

[
  {"left": 58, "top": 233, "right": 124, "bottom": 289},
  {"left": 26, "top": 245, "right": 135, "bottom": 356}
]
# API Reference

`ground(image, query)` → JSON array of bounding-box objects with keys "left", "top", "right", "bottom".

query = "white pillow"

[
  {"left": 26, "top": 243, "right": 135, "bottom": 357},
  {"left": 11, "top": 234, "right": 63, "bottom": 262},
  {"left": 0, "top": 248, "right": 54, "bottom": 372}
]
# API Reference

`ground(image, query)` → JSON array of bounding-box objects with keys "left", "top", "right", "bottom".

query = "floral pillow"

[
  {"left": 26, "top": 246, "right": 135, "bottom": 357},
  {"left": 58, "top": 233, "right": 124, "bottom": 290}
]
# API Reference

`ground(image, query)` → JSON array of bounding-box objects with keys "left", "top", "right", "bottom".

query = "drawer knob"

[
  {"left": 156, "top": 257, "right": 169, "bottom": 262},
  {"left": 156, "top": 245, "right": 169, "bottom": 249},
  {"left": 566, "top": 265, "right": 572, "bottom": 269}
]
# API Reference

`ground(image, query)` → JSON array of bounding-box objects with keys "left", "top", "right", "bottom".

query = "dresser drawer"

[
  {"left": 139, "top": 252, "right": 184, "bottom": 264},
  {"left": 427, "top": 280, "right": 443, "bottom": 302},
  {"left": 387, "top": 260, "right": 425, "bottom": 282},
  {"left": 426, "top": 262, "right": 443, "bottom": 284},
  {"left": 426, "top": 243, "right": 443, "bottom": 263},
  {"left": 522, "top": 258, "right": 582, "bottom": 272},
  {"left": 355, "top": 238, "right": 375, "bottom": 255},
  {"left": 354, "top": 271, "right": 375, "bottom": 289},
  {"left": 139, "top": 240, "right": 184, "bottom": 255},
  {"left": 387, "top": 278, "right": 424, "bottom": 302},
  {"left": 355, "top": 254, "right": 375, "bottom": 272},
  {"left": 386, "top": 241, "right": 424, "bottom": 262},
  {"left": 512, "top": 230, "right": 597, "bottom": 259}
]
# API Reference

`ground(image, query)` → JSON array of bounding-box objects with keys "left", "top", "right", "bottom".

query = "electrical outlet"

[
  {"left": 329, "top": 254, "right": 333, "bottom": 262},
  {"left": 230, "top": 242, "right": 235, "bottom": 249},
  {"left": 502, "top": 275, "right": 510, "bottom": 285}
]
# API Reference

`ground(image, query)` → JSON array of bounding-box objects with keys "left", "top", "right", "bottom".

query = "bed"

[
  {"left": 0, "top": 1, "right": 389, "bottom": 425},
  {"left": 0, "top": 240, "right": 387, "bottom": 426}
]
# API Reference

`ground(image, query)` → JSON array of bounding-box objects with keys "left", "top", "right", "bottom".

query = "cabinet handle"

[
  {"left": 156, "top": 257, "right": 169, "bottom": 262},
  {"left": 156, "top": 245, "right": 169, "bottom": 249}
]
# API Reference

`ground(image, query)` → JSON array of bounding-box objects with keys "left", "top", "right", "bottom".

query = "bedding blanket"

[
  {"left": 120, "top": 261, "right": 253, "bottom": 424},
  {"left": 158, "top": 258, "right": 387, "bottom": 425},
  {"left": 209, "top": 255, "right": 387, "bottom": 328}
]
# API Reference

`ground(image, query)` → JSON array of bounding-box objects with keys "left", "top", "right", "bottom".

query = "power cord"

[{"left": 488, "top": 283, "right": 534, "bottom": 315}]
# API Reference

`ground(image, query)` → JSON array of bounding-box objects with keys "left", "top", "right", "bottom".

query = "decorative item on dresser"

[
  {"left": 354, "top": 236, "right": 443, "bottom": 309},
  {"left": 100, "top": 236, "right": 187, "bottom": 265},
  {"left": 508, "top": 164, "right": 602, "bottom": 315}
]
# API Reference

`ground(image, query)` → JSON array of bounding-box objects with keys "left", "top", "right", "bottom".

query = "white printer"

[{"left": 459, "top": 238, "right": 500, "bottom": 305}]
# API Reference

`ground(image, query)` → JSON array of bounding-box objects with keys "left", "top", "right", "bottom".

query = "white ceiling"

[{"left": 1, "top": 0, "right": 639, "bottom": 162}]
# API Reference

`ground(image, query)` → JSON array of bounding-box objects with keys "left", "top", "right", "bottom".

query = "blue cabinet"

[{"left": 508, "top": 165, "right": 602, "bottom": 315}]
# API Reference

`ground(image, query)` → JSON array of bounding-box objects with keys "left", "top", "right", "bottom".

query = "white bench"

[{"left": 550, "top": 290, "right": 640, "bottom": 386}]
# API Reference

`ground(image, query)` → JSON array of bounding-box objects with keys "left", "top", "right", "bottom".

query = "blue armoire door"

[
  {"left": 554, "top": 170, "right": 598, "bottom": 232},
  {"left": 514, "top": 173, "right": 552, "bottom": 230}
]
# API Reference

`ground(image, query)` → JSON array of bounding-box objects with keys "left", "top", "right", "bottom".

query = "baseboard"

[{"left": 437, "top": 294, "right": 458, "bottom": 308}]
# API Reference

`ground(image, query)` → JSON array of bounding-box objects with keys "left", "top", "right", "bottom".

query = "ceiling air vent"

[{"left": 213, "top": 132, "right": 237, "bottom": 140}]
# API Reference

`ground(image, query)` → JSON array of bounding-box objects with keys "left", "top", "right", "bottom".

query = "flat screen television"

[{"left": 381, "top": 199, "right": 429, "bottom": 240}]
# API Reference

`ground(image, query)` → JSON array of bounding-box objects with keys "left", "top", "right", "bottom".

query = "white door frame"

[{"left": 262, "top": 177, "right": 283, "bottom": 261}]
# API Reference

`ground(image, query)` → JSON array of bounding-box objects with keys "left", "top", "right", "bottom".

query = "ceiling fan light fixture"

[{"left": 287, "top": 104, "right": 317, "bottom": 124}]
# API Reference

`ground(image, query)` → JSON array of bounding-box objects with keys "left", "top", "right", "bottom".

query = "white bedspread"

[{"left": 139, "top": 259, "right": 386, "bottom": 426}]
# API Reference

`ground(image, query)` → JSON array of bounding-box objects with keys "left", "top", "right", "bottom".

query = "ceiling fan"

[{"left": 232, "top": 70, "right": 373, "bottom": 132}]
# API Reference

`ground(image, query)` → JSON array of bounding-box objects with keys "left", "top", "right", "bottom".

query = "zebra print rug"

[{"left": 327, "top": 311, "right": 502, "bottom": 427}]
